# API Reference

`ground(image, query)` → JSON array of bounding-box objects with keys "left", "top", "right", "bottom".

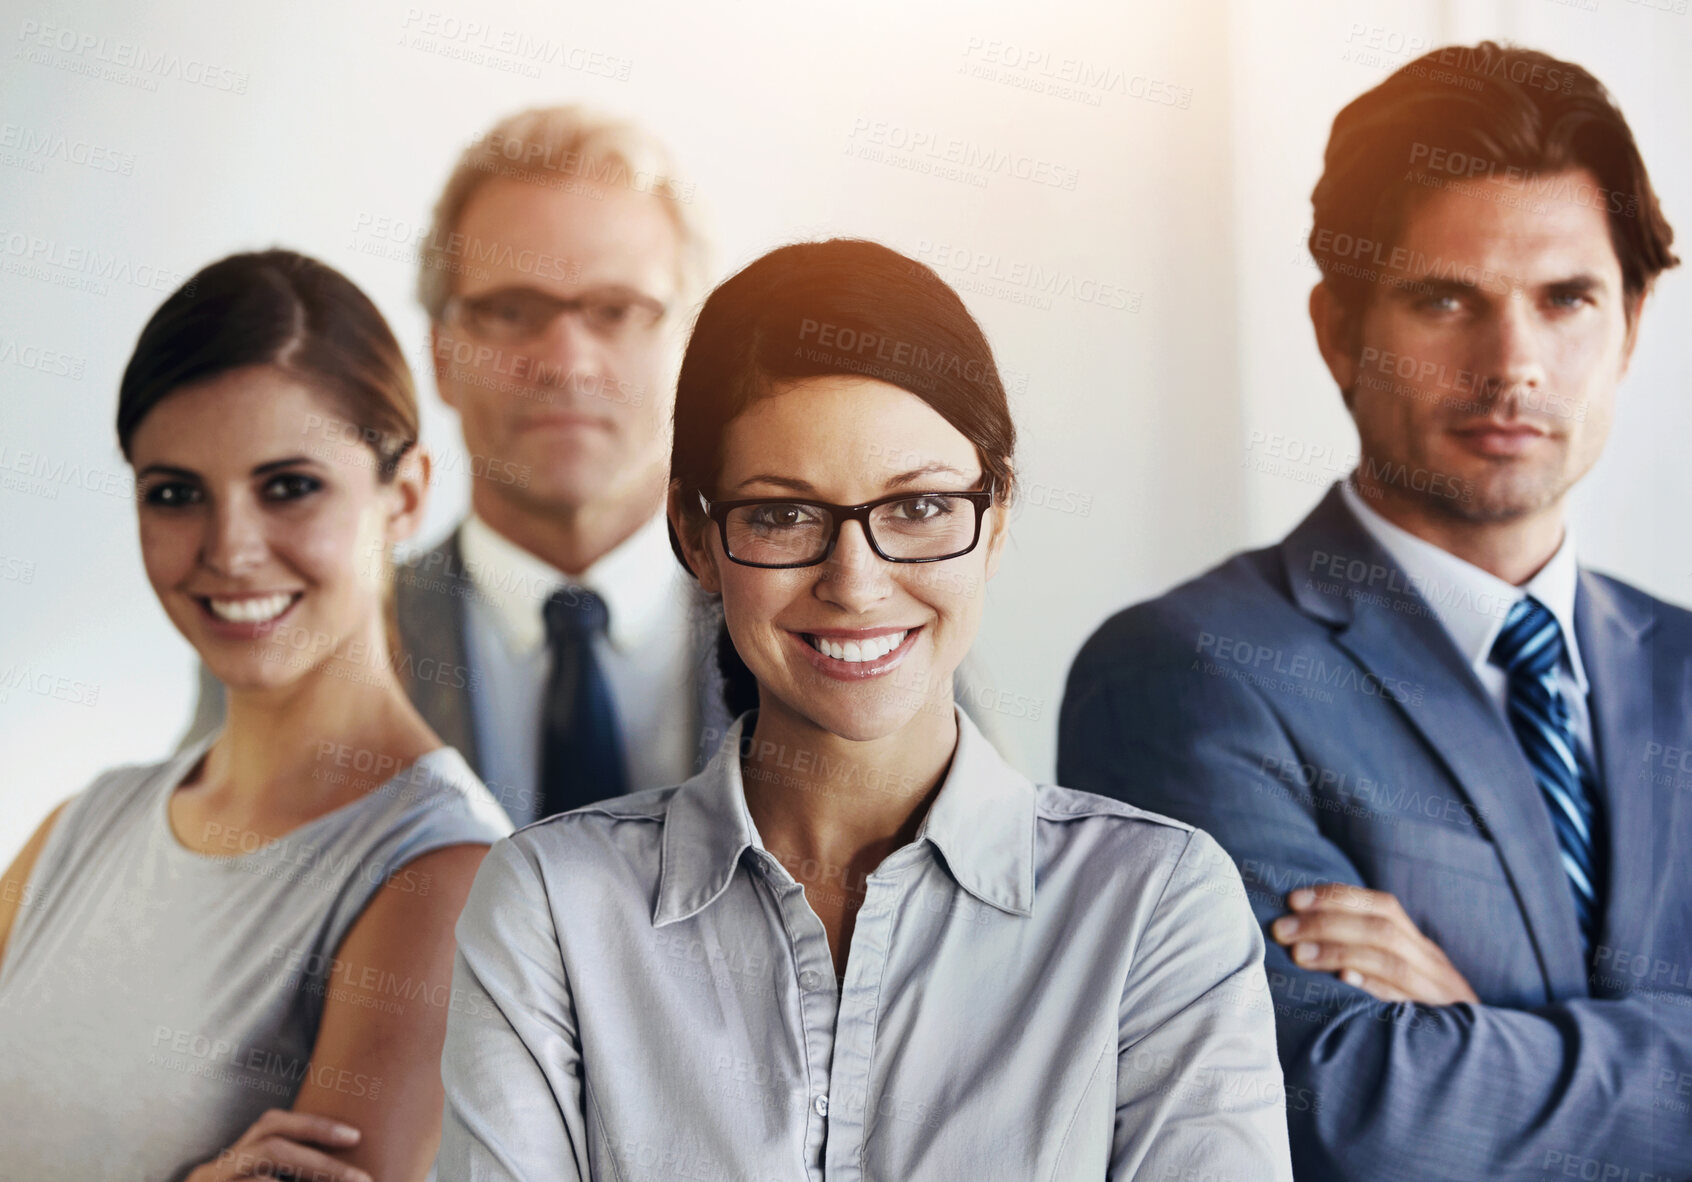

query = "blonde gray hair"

[{"left": 417, "top": 105, "right": 709, "bottom": 320}]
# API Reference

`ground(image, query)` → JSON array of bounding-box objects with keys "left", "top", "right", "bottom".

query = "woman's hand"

[{"left": 185, "top": 1109, "right": 371, "bottom": 1182}]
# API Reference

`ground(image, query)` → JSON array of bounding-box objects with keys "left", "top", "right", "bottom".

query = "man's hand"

[{"left": 1271, "top": 883, "right": 1480, "bottom": 1005}]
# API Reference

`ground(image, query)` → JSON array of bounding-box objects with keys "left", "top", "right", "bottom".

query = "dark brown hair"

[
  {"left": 117, "top": 249, "right": 420, "bottom": 664},
  {"left": 1310, "top": 41, "right": 1677, "bottom": 343},
  {"left": 668, "top": 238, "right": 1017, "bottom": 716}
]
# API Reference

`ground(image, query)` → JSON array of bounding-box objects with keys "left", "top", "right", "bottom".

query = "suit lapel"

[
  {"left": 1282, "top": 486, "right": 1588, "bottom": 998},
  {"left": 395, "top": 528, "right": 482, "bottom": 775},
  {"left": 1575, "top": 570, "right": 1657, "bottom": 974}
]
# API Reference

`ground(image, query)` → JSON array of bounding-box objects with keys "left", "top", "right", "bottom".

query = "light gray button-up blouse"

[{"left": 439, "top": 710, "right": 1292, "bottom": 1180}]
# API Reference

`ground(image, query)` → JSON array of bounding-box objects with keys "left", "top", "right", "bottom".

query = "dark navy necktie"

[
  {"left": 1489, "top": 596, "right": 1603, "bottom": 953},
  {"left": 539, "top": 586, "right": 628, "bottom": 817}
]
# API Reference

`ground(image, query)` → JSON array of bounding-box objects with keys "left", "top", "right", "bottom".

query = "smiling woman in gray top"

[
  {"left": 0, "top": 251, "right": 510, "bottom": 1182},
  {"left": 439, "top": 239, "right": 1292, "bottom": 1180}
]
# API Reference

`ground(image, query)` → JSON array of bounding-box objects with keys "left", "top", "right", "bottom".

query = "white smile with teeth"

[
  {"left": 807, "top": 630, "right": 907, "bottom": 663},
  {"left": 207, "top": 593, "right": 296, "bottom": 623}
]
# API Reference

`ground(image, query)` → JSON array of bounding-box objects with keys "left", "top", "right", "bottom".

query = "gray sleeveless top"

[{"left": 0, "top": 735, "right": 512, "bottom": 1182}]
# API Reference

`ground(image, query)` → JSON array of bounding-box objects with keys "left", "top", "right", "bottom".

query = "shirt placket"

[
  {"left": 823, "top": 869, "right": 905, "bottom": 1182},
  {"left": 759, "top": 858, "right": 842, "bottom": 1181}
]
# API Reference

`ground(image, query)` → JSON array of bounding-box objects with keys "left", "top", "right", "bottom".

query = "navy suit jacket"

[{"left": 1059, "top": 484, "right": 1692, "bottom": 1181}]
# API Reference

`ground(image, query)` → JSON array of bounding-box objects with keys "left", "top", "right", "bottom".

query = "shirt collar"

[
  {"left": 457, "top": 509, "right": 683, "bottom": 654},
  {"left": 1339, "top": 478, "right": 1588, "bottom": 691},
  {"left": 911, "top": 707, "right": 1037, "bottom": 916},
  {"left": 653, "top": 707, "right": 1037, "bottom": 928}
]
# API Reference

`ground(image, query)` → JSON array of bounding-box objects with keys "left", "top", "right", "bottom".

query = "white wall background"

[{"left": 3, "top": 0, "right": 1688, "bottom": 865}]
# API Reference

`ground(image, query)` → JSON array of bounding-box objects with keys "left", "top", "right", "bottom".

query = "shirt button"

[
  {"left": 813, "top": 1095, "right": 829, "bottom": 1117},
  {"left": 799, "top": 969, "right": 820, "bottom": 990}
]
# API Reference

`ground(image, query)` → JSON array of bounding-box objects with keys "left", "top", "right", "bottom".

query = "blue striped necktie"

[{"left": 1489, "top": 596, "right": 1602, "bottom": 954}]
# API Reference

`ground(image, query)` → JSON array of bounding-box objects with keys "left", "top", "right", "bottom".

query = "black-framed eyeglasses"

[
  {"left": 442, "top": 285, "right": 668, "bottom": 346},
  {"left": 698, "top": 484, "right": 995, "bottom": 569}
]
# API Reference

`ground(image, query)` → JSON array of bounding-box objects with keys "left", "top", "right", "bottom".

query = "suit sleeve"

[
  {"left": 438, "top": 837, "right": 590, "bottom": 1181},
  {"left": 1112, "top": 829, "right": 1294, "bottom": 1181},
  {"left": 1059, "top": 603, "right": 1692, "bottom": 1182}
]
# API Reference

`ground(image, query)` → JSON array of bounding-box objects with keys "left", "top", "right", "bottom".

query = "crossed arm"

[
  {"left": 1059, "top": 612, "right": 1692, "bottom": 1182},
  {"left": 187, "top": 843, "right": 491, "bottom": 1182},
  {"left": 4, "top": 803, "right": 489, "bottom": 1181},
  {"left": 181, "top": 842, "right": 490, "bottom": 1182}
]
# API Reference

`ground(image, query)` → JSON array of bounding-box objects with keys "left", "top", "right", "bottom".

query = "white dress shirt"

[
  {"left": 1339, "top": 478, "right": 1593, "bottom": 763},
  {"left": 457, "top": 510, "right": 699, "bottom": 825}
]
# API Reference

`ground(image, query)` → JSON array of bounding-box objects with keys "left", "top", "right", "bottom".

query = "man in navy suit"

[{"left": 1060, "top": 43, "right": 1690, "bottom": 1181}]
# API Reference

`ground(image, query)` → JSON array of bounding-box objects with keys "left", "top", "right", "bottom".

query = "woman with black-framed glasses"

[{"left": 438, "top": 239, "right": 1293, "bottom": 1180}]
